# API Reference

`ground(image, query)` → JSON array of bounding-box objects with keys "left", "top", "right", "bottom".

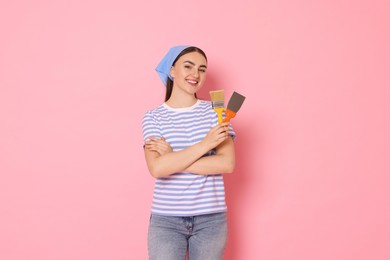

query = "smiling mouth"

[{"left": 186, "top": 79, "right": 199, "bottom": 86}]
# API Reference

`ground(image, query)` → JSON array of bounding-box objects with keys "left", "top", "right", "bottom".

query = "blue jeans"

[{"left": 148, "top": 212, "right": 228, "bottom": 260}]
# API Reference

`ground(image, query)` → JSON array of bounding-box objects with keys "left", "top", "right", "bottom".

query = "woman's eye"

[
  {"left": 199, "top": 69, "right": 206, "bottom": 73},
  {"left": 184, "top": 65, "right": 191, "bottom": 69}
]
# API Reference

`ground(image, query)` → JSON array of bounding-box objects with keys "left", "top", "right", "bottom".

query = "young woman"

[{"left": 142, "top": 46, "right": 236, "bottom": 259}]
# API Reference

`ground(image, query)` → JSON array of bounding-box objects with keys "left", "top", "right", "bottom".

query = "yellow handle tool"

[{"left": 214, "top": 107, "right": 225, "bottom": 124}]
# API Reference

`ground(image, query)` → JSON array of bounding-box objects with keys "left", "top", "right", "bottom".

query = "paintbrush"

[
  {"left": 223, "top": 91, "right": 246, "bottom": 123},
  {"left": 209, "top": 90, "right": 225, "bottom": 124}
]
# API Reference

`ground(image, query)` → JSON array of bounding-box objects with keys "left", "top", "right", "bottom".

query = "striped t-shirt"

[{"left": 142, "top": 99, "right": 235, "bottom": 216}]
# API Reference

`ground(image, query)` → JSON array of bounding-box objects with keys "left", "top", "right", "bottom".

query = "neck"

[{"left": 166, "top": 88, "right": 198, "bottom": 108}]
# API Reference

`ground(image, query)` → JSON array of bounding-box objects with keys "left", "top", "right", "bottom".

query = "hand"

[
  {"left": 201, "top": 122, "right": 230, "bottom": 150},
  {"left": 144, "top": 136, "right": 173, "bottom": 156}
]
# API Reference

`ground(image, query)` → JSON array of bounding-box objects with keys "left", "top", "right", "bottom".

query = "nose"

[{"left": 192, "top": 68, "right": 199, "bottom": 78}]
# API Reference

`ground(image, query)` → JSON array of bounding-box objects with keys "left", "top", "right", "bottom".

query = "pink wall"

[{"left": 1, "top": 0, "right": 389, "bottom": 259}]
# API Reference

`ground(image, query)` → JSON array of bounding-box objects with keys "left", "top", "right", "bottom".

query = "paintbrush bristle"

[
  {"left": 209, "top": 90, "right": 225, "bottom": 108},
  {"left": 227, "top": 92, "right": 245, "bottom": 112}
]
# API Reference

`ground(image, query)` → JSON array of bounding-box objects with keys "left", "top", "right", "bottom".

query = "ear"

[{"left": 169, "top": 66, "right": 175, "bottom": 78}]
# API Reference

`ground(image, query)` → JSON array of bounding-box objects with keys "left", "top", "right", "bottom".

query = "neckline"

[{"left": 162, "top": 99, "right": 201, "bottom": 111}]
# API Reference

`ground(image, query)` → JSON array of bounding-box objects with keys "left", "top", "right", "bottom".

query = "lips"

[{"left": 186, "top": 79, "right": 199, "bottom": 86}]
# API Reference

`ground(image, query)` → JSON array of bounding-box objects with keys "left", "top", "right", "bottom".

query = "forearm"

[
  {"left": 145, "top": 123, "right": 232, "bottom": 178},
  {"left": 146, "top": 141, "right": 211, "bottom": 178},
  {"left": 185, "top": 137, "right": 235, "bottom": 175},
  {"left": 184, "top": 154, "right": 235, "bottom": 175}
]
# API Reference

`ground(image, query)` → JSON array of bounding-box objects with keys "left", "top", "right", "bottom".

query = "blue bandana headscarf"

[{"left": 156, "top": 45, "right": 191, "bottom": 86}]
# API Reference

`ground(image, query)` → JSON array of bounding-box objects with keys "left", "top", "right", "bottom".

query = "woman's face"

[{"left": 170, "top": 51, "right": 207, "bottom": 95}]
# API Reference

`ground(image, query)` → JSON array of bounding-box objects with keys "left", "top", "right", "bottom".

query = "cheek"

[
  {"left": 201, "top": 74, "right": 207, "bottom": 82},
  {"left": 198, "top": 77, "right": 207, "bottom": 87}
]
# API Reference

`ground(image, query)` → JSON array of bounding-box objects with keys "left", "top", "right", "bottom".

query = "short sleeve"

[
  {"left": 227, "top": 123, "right": 236, "bottom": 141},
  {"left": 142, "top": 111, "right": 162, "bottom": 143}
]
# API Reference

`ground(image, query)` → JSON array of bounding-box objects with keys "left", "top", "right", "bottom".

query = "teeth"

[{"left": 187, "top": 80, "right": 198, "bottom": 84}]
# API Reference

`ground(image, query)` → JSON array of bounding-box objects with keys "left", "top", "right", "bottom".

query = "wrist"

[{"left": 197, "top": 140, "right": 212, "bottom": 153}]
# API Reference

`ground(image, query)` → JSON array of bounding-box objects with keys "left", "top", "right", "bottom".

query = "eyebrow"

[{"left": 183, "top": 60, "right": 207, "bottom": 68}]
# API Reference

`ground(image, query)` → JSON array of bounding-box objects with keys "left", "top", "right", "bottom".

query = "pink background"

[{"left": 1, "top": 0, "right": 389, "bottom": 259}]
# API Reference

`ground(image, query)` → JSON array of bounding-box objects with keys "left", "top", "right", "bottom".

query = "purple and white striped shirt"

[{"left": 142, "top": 99, "right": 235, "bottom": 216}]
